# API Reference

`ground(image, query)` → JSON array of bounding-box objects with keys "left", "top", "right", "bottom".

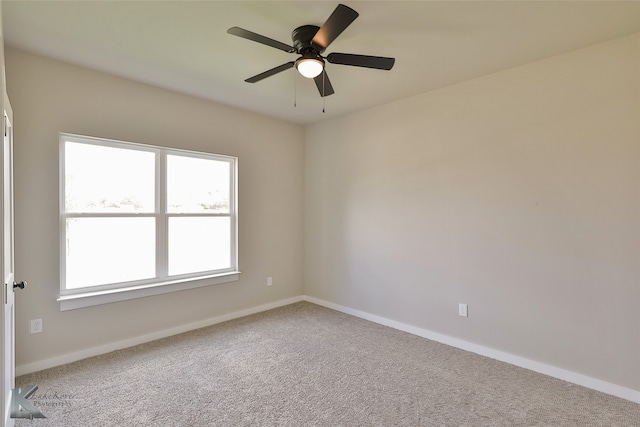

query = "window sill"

[{"left": 57, "top": 271, "right": 240, "bottom": 311}]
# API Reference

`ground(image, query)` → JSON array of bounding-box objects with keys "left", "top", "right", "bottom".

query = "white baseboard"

[
  {"left": 302, "top": 295, "right": 640, "bottom": 404},
  {"left": 16, "top": 296, "right": 304, "bottom": 377},
  {"left": 17, "top": 294, "right": 639, "bottom": 404}
]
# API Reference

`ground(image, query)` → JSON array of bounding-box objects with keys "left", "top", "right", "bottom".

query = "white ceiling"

[{"left": 3, "top": 1, "right": 640, "bottom": 125}]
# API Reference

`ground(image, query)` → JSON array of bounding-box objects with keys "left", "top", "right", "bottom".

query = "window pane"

[
  {"left": 65, "top": 141, "right": 155, "bottom": 213},
  {"left": 168, "top": 217, "right": 230, "bottom": 276},
  {"left": 66, "top": 218, "right": 156, "bottom": 288},
  {"left": 167, "top": 155, "right": 230, "bottom": 213}
]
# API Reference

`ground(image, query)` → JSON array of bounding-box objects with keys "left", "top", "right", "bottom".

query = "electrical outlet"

[
  {"left": 267, "top": 277, "right": 273, "bottom": 287},
  {"left": 30, "top": 318, "right": 43, "bottom": 334},
  {"left": 458, "top": 304, "right": 468, "bottom": 318}
]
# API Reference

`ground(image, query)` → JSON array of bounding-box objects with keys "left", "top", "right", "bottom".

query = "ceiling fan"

[{"left": 227, "top": 4, "right": 395, "bottom": 97}]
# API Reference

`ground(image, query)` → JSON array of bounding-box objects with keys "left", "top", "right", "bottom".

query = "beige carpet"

[{"left": 15, "top": 302, "right": 640, "bottom": 426}]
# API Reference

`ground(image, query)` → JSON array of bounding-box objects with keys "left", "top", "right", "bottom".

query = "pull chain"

[
  {"left": 322, "top": 71, "right": 326, "bottom": 113},
  {"left": 293, "top": 70, "right": 328, "bottom": 113}
]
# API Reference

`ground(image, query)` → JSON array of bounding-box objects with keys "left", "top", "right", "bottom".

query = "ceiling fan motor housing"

[{"left": 292, "top": 25, "right": 322, "bottom": 54}]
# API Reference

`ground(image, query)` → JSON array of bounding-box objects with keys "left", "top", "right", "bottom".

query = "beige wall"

[
  {"left": 305, "top": 34, "right": 640, "bottom": 390},
  {"left": 6, "top": 48, "right": 304, "bottom": 368}
]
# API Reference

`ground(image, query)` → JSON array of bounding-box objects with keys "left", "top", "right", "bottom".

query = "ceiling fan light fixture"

[
  {"left": 228, "top": 4, "right": 393, "bottom": 98},
  {"left": 295, "top": 57, "right": 324, "bottom": 78}
]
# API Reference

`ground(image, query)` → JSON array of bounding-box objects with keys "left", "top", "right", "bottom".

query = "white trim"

[
  {"left": 57, "top": 271, "right": 241, "bottom": 311},
  {"left": 17, "top": 295, "right": 304, "bottom": 376},
  {"left": 302, "top": 295, "right": 640, "bottom": 404}
]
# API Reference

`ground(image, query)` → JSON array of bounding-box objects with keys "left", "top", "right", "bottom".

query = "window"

[{"left": 58, "top": 133, "right": 239, "bottom": 310}]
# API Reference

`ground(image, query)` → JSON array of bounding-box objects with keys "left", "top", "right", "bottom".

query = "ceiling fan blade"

[
  {"left": 227, "top": 27, "right": 294, "bottom": 53},
  {"left": 313, "top": 71, "right": 335, "bottom": 97},
  {"left": 311, "top": 4, "right": 359, "bottom": 51},
  {"left": 245, "top": 62, "right": 295, "bottom": 83},
  {"left": 327, "top": 53, "right": 395, "bottom": 70}
]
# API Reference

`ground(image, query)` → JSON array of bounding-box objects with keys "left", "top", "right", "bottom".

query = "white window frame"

[{"left": 57, "top": 133, "right": 239, "bottom": 311}]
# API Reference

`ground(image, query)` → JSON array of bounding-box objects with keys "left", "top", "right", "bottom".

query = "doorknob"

[{"left": 13, "top": 281, "right": 27, "bottom": 290}]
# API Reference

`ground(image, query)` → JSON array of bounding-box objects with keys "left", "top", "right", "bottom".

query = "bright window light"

[{"left": 60, "top": 133, "right": 238, "bottom": 298}]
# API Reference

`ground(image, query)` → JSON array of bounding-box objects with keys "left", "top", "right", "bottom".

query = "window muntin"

[{"left": 60, "top": 133, "right": 238, "bottom": 297}]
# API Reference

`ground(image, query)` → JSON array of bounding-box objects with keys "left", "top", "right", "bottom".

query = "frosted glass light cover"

[{"left": 296, "top": 58, "right": 324, "bottom": 78}]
